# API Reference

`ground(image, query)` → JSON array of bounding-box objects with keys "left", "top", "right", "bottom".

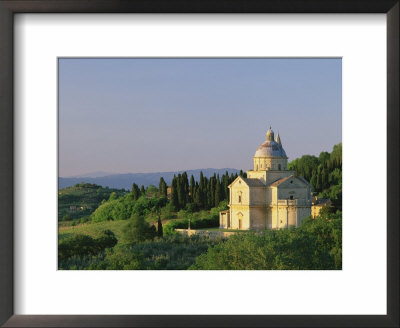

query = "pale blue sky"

[{"left": 59, "top": 58, "right": 342, "bottom": 177}]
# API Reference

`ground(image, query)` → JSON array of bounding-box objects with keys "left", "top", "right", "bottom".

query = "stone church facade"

[{"left": 219, "top": 128, "right": 312, "bottom": 230}]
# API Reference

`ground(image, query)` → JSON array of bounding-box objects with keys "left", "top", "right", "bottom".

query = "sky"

[{"left": 59, "top": 58, "right": 342, "bottom": 177}]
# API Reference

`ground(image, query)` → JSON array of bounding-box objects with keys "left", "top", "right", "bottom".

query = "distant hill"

[
  {"left": 59, "top": 168, "right": 241, "bottom": 190},
  {"left": 58, "top": 183, "right": 127, "bottom": 221}
]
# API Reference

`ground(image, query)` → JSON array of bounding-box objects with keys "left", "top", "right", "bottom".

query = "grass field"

[
  {"left": 58, "top": 220, "right": 131, "bottom": 244},
  {"left": 58, "top": 218, "right": 179, "bottom": 245}
]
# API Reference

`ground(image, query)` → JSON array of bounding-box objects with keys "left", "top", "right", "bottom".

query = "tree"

[
  {"left": 190, "top": 214, "right": 342, "bottom": 270},
  {"left": 131, "top": 183, "right": 140, "bottom": 200},
  {"left": 124, "top": 214, "right": 156, "bottom": 243},
  {"left": 108, "top": 192, "right": 117, "bottom": 201},
  {"left": 215, "top": 178, "right": 221, "bottom": 206},
  {"left": 177, "top": 174, "right": 185, "bottom": 209},
  {"left": 157, "top": 216, "right": 163, "bottom": 237},
  {"left": 140, "top": 185, "right": 146, "bottom": 196},
  {"left": 170, "top": 176, "right": 179, "bottom": 211},
  {"left": 189, "top": 175, "right": 195, "bottom": 203},
  {"left": 158, "top": 177, "right": 167, "bottom": 197}
]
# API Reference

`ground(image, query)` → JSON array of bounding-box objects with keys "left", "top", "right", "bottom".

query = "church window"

[
  {"left": 290, "top": 195, "right": 293, "bottom": 200},
  {"left": 238, "top": 195, "right": 242, "bottom": 203}
]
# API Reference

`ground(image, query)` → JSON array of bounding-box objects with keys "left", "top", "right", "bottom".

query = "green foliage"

[
  {"left": 190, "top": 213, "right": 342, "bottom": 270},
  {"left": 146, "top": 185, "right": 158, "bottom": 196},
  {"left": 123, "top": 214, "right": 157, "bottom": 243},
  {"left": 163, "top": 202, "right": 228, "bottom": 235},
  {"left": 157, "top": 217, "right": 163, "bottom": 237},
  {"left": 289, "top": 143, "right": 342, "bottom": 209},
  {"left": 60, "top": 235, "right": 223, "bottom": 270},
  {"left": 90, "top": 194, "right": 167, "bottom": 222},
  {"left": 159, "top": 177, "right": 167, "bottom": 197},
  {"left": 169, "top": 170, "right": 237, "bottom": 212},
  {"left": 58, "top": 183, "right": 127, "bottom": 221},
  {"left": 131, "top": 183, "right": 140, "bottom": 200},
  {"left": 58, "top": 230, "right": 117, "bottom": 262}
]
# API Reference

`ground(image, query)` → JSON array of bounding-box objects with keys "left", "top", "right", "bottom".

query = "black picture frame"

[{"left": 0, "top": 1, "right": 398, "bottom": 327}]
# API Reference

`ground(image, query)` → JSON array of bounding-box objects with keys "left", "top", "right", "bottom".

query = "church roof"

[
  {"left": 269, "top": 175, "right": 293, "bottom": 187},
  {"left": 228, "top": 176, "right": 265, "bottom": 188},
  {"left": 242, "top": 178, "right": 265, "bottom": 187},
  {"left": 254, "top": 127, "right": 287, "bottom": 158},
  {"left": 269, "top": 175, "right": 312, "bottom": 188}
]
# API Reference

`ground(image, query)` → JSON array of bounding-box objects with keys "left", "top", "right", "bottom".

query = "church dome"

[{"left": 254, "top": 128, "right": 287, "bottom": 158}]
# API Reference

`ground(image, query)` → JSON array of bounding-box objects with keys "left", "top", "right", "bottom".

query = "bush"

[
  {"left": 60, "top": 235, "right": 224, "bottom": 270},
  {"left": 190, "top": 213, "right": 342, "bottom": 270},
  {"left": 58, "top": 230, "right": 118, "bottom": 261},
  {"left": 91, "top": 195, "right": 168, "bottom": 222},
  {"left": 123, "top": 214, "right": 157, "bottom": 243}
]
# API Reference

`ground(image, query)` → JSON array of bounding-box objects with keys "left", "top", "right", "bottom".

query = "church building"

[{"left": 219, "top": 127, "right": 312, "bottom": 230}]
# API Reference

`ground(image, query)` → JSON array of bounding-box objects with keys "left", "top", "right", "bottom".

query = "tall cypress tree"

[
  {"left": 159, "top": 177, "right": 167, "bottom": 197},
  {"left": 170, "top": 176, "right": 179, "bottom": 211},
  {"left": 177, "top": 174, "right": 184, "bottom": 209},
  {"left": 189, "top": 175, "right": 195, "bottom": 203},
  {"left": 209, "top": 176, "right": 215, "bottom": 208},
  {"left": 215, "top": 178, "right": 221, "bottom": 207},
  {"left": 182, "top": 172, "right": 189, "bottom": 207},
  {"left": 131, "top": 183, "right": 140, "bottom": 200},
  {"left": 157, "top": 216, "right": 163, "bottom": 237},
  {"left": 140, "top": 185, "right": 146, "bottom": 196}
]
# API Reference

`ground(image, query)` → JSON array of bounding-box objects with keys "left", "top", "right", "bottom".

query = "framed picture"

[{"left": 0, "top": 0, "right": 398, "bottom": 327}]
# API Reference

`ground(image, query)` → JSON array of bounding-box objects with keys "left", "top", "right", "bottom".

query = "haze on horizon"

[{"left": 59, "top": 58, "right": 342, "bottom": 178}]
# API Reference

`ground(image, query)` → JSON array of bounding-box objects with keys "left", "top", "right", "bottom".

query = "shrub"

[
  {"left": 58, "top": 230, "right": 118, "bottom": 261},
  {"left": 123, "top": 214, "right": 157, "bottom": 243},
  {"left": 190, "top": 214, "right": 342, "bottom": 270}
]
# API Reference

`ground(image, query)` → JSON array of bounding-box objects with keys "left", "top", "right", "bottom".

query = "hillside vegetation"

[
  {"left": 58, "top": 183, "right": 127, "bottom": 222},
  {"left": 58, "top": 144, "right": 342, "bottom": 270}
]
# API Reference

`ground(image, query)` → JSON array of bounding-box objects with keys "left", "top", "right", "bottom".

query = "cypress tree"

[
  {"left": 209, "top": 176, "right": 215, "bottom": 208},
  {"left": 157, "top": 216, "right": 163, "bottom": 237},
  {"left": 131, "top": 183, "right": 140, "bottom": 200},
  {"left": 170, "top": 176, "right": 179, "bottom": 211},
  {"left": 189, "top": 175, "right": 195, "bottom": 203},
  {"left": 215, "top": 178, "right": 221, "bottom": 207},
  {"left": 182, "top": 172, "right": 189, "bottom": 206},
  {"left": 140, "top": 185, "right": 146, "bottom": 196},
  {"left": 158, "top": 177, "right": 167, "bottom": 197},
  {"left": 177, "top": 174, "right": 184, "bottom": 209}
]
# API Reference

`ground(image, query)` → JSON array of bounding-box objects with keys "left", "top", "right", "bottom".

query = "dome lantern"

[
  {"left": 253, "top": 127, "right": 288, "bottom": 171},
  {"left": 266, "top": 126, "right": 274, "bottom": 141}
]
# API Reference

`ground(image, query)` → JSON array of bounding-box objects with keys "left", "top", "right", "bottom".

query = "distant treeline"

[{"left": 131, "top": 170, "right": 246, "bottom": 212}]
